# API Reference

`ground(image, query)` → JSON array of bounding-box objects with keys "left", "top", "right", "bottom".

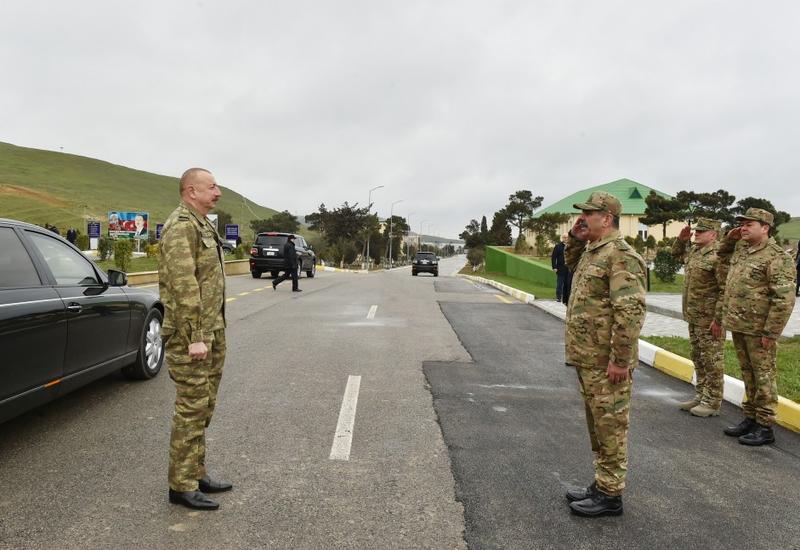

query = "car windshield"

[
  {"left": 256, "top": 235, "right": 288, "bottom": 246},
  {"left": 415, "top": 253, "right": 435, "bottom": 259}
]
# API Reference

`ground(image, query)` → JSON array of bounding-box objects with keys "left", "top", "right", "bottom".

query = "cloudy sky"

[{"left": 2, "top": 1, "right": 798, "bottom": 238}]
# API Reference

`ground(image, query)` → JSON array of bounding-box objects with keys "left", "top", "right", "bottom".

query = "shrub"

[
  {"left": 653, "top": 249, "right": 681, "bottom": 283},
  {"left": 145, "top": 244, "right": 160, "bottom": 258},
  {"left": 75, "top": 234, "right": 90, "bottom": 251},
  {"left": 514, "top": 234, "right": 529, "bottom": 254},
  {"left": 645, "top": 235, "right": 657, "bottom": 250},
  {"left": 113, "top": 239, "right": 134, "bottom": 272},
  {"left": 467, "top": 247, "right": 485, "bottom": 268},
  {"left": 98, "top": 236, "right": 114, "bottom": 261},
  {"left": 234, "top": 244, "right": 246, "bottom": 260}
]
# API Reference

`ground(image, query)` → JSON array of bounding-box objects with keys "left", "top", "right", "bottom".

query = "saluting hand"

[
  {"left": 570, "top": 218, "right": 590, "bottom": 242},
  {"left": 188, "top": 342, "right": 209, "bottom": 360},
  {"left": 607, "top": 361, "right": 630, "bottom": 384},
  {"left": 678, "top": 225, "right": 692, "bottom": 242},
  {"left": 727, "top": 227, "right": 742, "bottom": 241}
]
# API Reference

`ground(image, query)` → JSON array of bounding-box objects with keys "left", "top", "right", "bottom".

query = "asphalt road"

[{"left": 1, "top": 256, "right": 799, "bottom": 550}]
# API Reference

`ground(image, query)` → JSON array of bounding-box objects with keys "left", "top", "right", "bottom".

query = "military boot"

[
  {"left": 569, "top": 491, "right": 623, "bottom": 517},
  {"left": 690, "top": 403, "right": 720, "bottom": 417},
  {"left": 566, "top": 481, "right": 597, "bottom": 502},
  {"left": 723, "top": 417, "right": 757, "bottom": 437},
  {"left": 678, "top": 398, "right": 701, "bottom": 411},
  {"left": 738, "top": 424, "right": 775, "bottom": 446}
]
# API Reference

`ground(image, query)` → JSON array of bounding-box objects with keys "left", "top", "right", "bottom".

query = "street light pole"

[
  {"left": 405, "top": 212, "right": 416, "bottom": 262},
  {"left": 365, "top": 185, "right": 384, "bottom": 270},
  {"left": 388, "top": 199, "right": 403, "bottom": 268}
]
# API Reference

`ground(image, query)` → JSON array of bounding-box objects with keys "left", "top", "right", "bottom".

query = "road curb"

[{"left": 460, "top": 273, "right": 800, "bottom": 434}]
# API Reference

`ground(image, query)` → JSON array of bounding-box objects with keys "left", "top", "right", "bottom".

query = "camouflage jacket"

[
  {"left": 671, "top": 239, "right": 727, "bottom": 326},
  {"left": 565, "top": 230, "right": 647, "bottom": 369},
  {"left": 718, "top": 236, "right": 796, "bottom": 338},
  {"left": 159, "top": 201, "right": 226, "bottom": 343}
]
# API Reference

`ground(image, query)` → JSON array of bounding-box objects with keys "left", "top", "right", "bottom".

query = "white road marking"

[
  {"left": 366, "top": 305, "right": 378, "bottom": 319},
  {"left": 329, "top": 375, "right": 362, "bottom": 461},
  {"left": 494, "top": 294, "right": 512, "bottom": 304}
]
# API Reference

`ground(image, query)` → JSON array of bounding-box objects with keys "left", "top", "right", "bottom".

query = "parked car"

[
  {"left": 220, "top": 240, "right": 234, "bottom": 255},
  {"left": 249, "top": 232, "right": 316, "bottom": 279},
  {"left": 0, "top": 218, "right": 165, "bottom": 424},
  {"left": 412, "top": 251, "right": 439, "bottom": 276}
]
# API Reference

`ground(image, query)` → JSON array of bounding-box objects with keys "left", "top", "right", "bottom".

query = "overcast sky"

[{"left": 2, "top": 1, "right": 798, "bottom": 238}]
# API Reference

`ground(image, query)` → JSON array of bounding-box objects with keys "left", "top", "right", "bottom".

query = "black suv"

[
  {"left": 412, "top": 251, "right": 439, "bottom": 276},
  {"left": 249, "top": 232, "right": 316, "bottom": 279}
]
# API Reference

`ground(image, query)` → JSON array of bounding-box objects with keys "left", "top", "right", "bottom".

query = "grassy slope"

[
  {"left": 779, "top": 218, "right": 800, "bottom": 240},
  {"left": 0, "top": 141, "right": 278, "bottom": 232},
  {"left": 642, "top": 335, "right": 800, "bottom": 403}
]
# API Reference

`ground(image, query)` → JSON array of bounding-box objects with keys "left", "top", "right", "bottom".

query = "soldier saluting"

[
  {"left": 563, "top": 191, "right": 647, "bottom": 517},
  {"left": 671, "top": 218, "right": 726, "bottom": 417},
  {"left": 160, "top": 168, "right": 232, "bottom": 510},
  {"left": 715, "top": 208, "right": 796, "bottom": 446}
]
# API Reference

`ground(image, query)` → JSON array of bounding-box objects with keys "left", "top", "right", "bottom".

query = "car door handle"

[{"left": 66, "top": 303, "right": 83, "bottom": 313}]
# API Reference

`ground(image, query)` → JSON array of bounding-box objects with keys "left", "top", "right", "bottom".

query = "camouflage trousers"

[
  {"left": 731, "top": 332, "right": 777, "bottom": 426},
  {"left": 688, "top": 322, "right": 724, "bottom": 408},
  {"left": 576, "top": 367, "right": 632, "bottom": 497},
  {"left": 166, "top": 329, "right": 226, "bottom": 492}
]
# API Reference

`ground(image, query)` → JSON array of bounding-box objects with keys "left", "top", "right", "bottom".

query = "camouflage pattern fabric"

[
  {"left": 688, "top": 323, "right": 724, "bottom": 408},
  {"left": 159, "top": 201, "right": 227, "bottom": 492},
  {"left": 718, "top": 236, "right": 796, "bottom": 338},
  {"left": 565, "top": 230, "right": 647, "bottom": 369},
  {"left": 671, "top": 239, "right": 727, "bottom": 326},
  {"left": 731, "top": 332, "right": 777, "bottom": 426},
  {"left": 576, "top": 367, "right": 631, "bottom": 497},
  {"left": 167, "top": 329, "right": 226, "bottom": 491}
]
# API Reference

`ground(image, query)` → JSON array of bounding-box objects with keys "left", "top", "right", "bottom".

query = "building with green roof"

[{"left": 526, "top": 178, "right": 682, "bottom": 242}]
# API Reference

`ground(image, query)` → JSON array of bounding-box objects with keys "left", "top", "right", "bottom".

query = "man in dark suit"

[
  {"left": 551, "top": 233, "right": 572, "bottom": 304},
  {"left": 273, "top": 234, "right": 301, "bottom": 292}
]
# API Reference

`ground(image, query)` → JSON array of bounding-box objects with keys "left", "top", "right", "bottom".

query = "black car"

[
  {"left": 249, "top": 232, "right": 316, "bottom": 279},
  {"left": 0, "top": 218, "right": 165, "bottom": 424},
  {"left": 412, "top": 251, "right": 439, "bottom": 276}
]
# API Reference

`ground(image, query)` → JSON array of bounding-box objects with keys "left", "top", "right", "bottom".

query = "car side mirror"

[{"left": 107, "top": 269, "right": 128, "bottom": 287}]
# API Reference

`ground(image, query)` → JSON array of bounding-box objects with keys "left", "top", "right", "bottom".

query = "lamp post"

[
  {"left": 365, "top": 185, "right": 384, "bottom": 270},
  {"left": 405, "top": 212, "right": 416, "bottom": 262},
  {"left": 388, "top": 200, "right": 403, "bottom": 268}
]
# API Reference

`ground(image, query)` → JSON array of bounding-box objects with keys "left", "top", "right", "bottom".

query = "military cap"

[
  {"left": 735, "top": 207, "right": 774, "bottom": 226},
  {"left": 694, "top": 217, "right": 721, "bottom": 232},
  {"left": 573, "top": 191, "right": 622, "bottom": 216}
]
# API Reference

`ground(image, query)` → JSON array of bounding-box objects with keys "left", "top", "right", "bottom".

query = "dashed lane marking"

[
  {"left": 226, "top": 297, "right": 236, "bottom": 303},
  {"left": 367, "top": 305, "right": 378, "bottom": 319},
  {"left": 329, "top": 375, "right": 362, "bottom": 461},
  {"left": 238, "top": 291, "right": 251, "bottom": 296},
  {"left": 494, "top": 294, "right": 513, "bottom": 304}
]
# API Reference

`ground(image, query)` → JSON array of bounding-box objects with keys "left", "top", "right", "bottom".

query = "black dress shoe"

[
  {"left": 738, "top": 424, "right": 775, "bottom": 446},
  {"left": 198, "top": 475, "right": 233, "bottom": 493},
  {"left": 724, "top": 417, "right": 757, "bottom": 437},
  {"left": 292, "top": 289, "right": 303, "bottom": 292},
  {"left": 168, "top": 489, "right": 219, "bottom": 510},
  {"left": 569, "top": 491, "right": 623, "bottom": 517},
  {"left": 566, "top": 481, "right": 597, "bottom": 502}
]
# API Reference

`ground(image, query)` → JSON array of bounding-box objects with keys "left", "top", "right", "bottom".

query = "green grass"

[
  {"left": 642, "top": 335, "right": 800, "bottom": 403},
  {"left": 778, "top": 217, "right": 800, "bottom": 240},
  {"left": 460, "top": 264, "right": 557, "bottom": 299},
  {"left": 0, "top": 141, "right": 278, "bottom": 234},
  {"left": 649, "top": 273, "right": 684, "bottom": 293},
  {"left": 95, "top": 256, "right": 160, "bottom": 273}
]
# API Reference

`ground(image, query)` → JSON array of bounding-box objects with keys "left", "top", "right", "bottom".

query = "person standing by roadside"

[
  {"left": 551, "top": 233, "right": 572, "bottom": 304},
  {"left": 159, "top": 167, "right": 232, "bottom": 510},
  {"left": 273, "top": 234, "right": 301, "bottom": 292},
  {"left": 671, "top": 218, "right": 726, "bottom": 417},
  {"left": 715, "top": 208, "right": 796, "bottom": 446},
  {"left": 563, "top": 192, "right": 646, "bottom": 517},
  {"left": 795, "top": 240, "right": 800, "bottom": 297}
]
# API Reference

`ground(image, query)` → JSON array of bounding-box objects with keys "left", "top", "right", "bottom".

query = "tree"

[
  {"left": 731, "top": 197, "right": 791, "bottom": 236},
  {"left": 502, "top": 190, "right": 543, "bottom": 237},
  {"left": 487, "top": 210, "right": 512, "bottom": 246},
  {"left": 383, "top": 215, "right": 410, "bottom": 260},
  {"left": 306, "top": 202, "right": 373, "bottom": 262},
  {"left": 250, "top": 210, "right": 300, "bottom": 234},
  {"left": 459, "top": 218, "right": 484, "bottom": 249},
  {"left": 524, "top": 212, "right": 570, "bottom": 246},
  {"left": 639, "top": 191, "right": 684, "bottom": 239},
  {"left": 674, "top": 190, "right": 736, "bottom": 226},
  {"left": 212, "top": 208, "right": 234, "bottom": 238},
  {"left": 480, "top": 216, "right": 489, "bottom": 243}
]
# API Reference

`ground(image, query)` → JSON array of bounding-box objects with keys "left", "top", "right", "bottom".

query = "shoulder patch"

[{"left": 614, "top": 239, "right": 632, "bottom": 251}]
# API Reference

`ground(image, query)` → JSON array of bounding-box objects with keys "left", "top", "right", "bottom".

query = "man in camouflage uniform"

[
  {"left": 160, "top": 168, "right": 232, "bottom": 510},
  {"left": 563, "top": 192, "right": 646, "bottom": 517},
  {"left": 671, "top": 218, "right": 726, "bottom": 417},
  {"left": 716, "top": 208, "right": 796, "bottom": 446}
]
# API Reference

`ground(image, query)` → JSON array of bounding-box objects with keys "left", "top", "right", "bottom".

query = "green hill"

[
  {"left": 780, "top": 218, "right": 800, "bottom": 240},
  {"left": 0, "top": 141, "right": 278, "bottom": 234}
]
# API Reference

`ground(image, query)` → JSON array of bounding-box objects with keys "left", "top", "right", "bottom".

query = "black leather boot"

[
  {"left": 738, "top": 424, "right": 775, "bottom": 446},
  {"left": 566, "top": 481, "right": 597, "bottom": 502},
  {"left": 198, "top": 475, "right": 233, "bottom": 493},
  {"left": 569, "top": 491, "right": 623, "bottom": 517},
  {"left": 723, "top": 417, "right": 757, "bottom": 437},
  {"left": 168, "top": 489, "right": 219, "bottom": 510}
]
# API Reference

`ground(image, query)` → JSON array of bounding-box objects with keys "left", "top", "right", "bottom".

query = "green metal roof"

[{"left": 534, "top": 178, "right": 673, "bottom": 216}]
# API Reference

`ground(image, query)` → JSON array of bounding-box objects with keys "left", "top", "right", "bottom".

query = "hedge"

[{"left": 484, "top": 246, "right": 557, "bottom": 286}]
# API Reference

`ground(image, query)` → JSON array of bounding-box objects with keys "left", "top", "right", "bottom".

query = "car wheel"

[
  {"left": 123, "top": 308, "right": 164, "bottom": 380},
  {"left": 306, "top": 262, "right": 316, "bottom": 278},
  {"left": 251, "top": 269, "right": 261, "bottom": 279}
]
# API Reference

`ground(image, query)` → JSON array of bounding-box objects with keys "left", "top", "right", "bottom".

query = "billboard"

[{"left": 108, "top": 211, "right": 149, "bottom": 239}]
